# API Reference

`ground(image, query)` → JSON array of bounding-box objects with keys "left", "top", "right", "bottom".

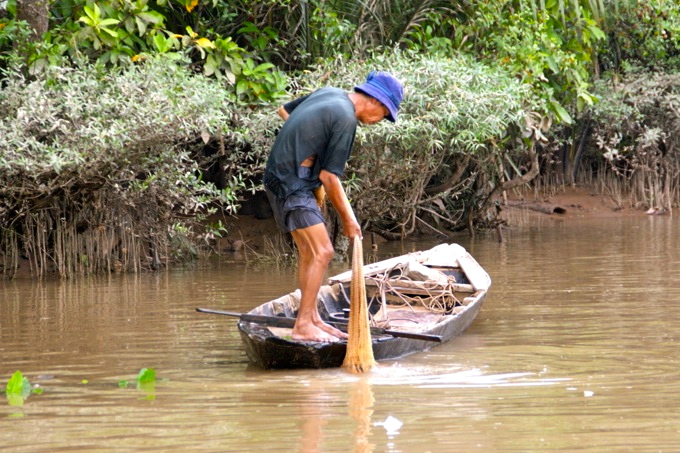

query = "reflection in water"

[
  {"left": 1, "top": 216, "right": 680, "bottom": 451},
  {"left": 349, "top": 378, "right": 375, "bottom": 453},
  {"left": 297, "top": 380, "right": 329, "bottom": 453}
]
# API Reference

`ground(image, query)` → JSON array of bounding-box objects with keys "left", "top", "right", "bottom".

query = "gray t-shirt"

[{"left": 264, "top": 87, "right": 357, "bottom": 199}]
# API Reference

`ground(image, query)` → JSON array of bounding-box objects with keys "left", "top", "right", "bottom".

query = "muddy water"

[{"left": 1, "top": 215, "right": 680, "bottom": 452}]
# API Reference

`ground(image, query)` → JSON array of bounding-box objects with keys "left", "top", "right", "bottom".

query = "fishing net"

[{"left": 342, "top": 236, "right": 377, "bottom": 374}]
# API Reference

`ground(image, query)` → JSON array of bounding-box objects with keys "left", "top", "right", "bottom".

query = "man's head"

[{"left": 354, "top": 71, "right": 404, "bottom": 123}]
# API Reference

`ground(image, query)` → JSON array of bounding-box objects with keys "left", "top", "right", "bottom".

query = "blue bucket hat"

[{"left": 354, "top": 71, "right": 404, "bottom": 123}]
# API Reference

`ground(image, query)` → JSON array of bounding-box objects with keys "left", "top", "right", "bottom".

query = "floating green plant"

[
  {"left": 5, "top": 371, "right": 32, "bottom": 406},
  {"left": 136, "top": 368, "right": 155, "bottom": 385},
  {"left": 118, "top": 368, "right": 157, "bottom": 400},
  {"left": 136, "top": 368, "right": 156, "bottom": 400}
]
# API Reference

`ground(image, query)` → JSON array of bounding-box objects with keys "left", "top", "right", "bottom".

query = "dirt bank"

[
  {"left": 5, "top": 185, "right": 655, "bottom": 278},
  {"left": 217, "top": 185, "right": 651, "bottom": 254},
  {"left": 502, "top": 184, "right": 642, "bottom": 219}
]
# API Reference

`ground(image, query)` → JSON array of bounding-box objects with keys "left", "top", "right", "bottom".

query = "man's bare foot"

[
  {"left": 317, "top": 321, "right": 348, "bottom": 340},
  {"left": 291, "top": 318, "right": 349, "bottom": 342},
  {"left": 292, "top": 323, "right": 341, "bottom": 343}
]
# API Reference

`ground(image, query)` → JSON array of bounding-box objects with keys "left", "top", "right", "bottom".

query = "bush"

[
  {"left": 0, "top": 49, "right": 540, "bottom": 276},
  {"left": 585, "top": 70, "right": 680, "bottom": 211},
  {"left": 0, "top": 57, "right": 245, "bottom": 277}
]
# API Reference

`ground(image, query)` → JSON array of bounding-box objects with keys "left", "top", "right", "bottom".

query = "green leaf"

[
  {"left": 83, "top": 5, "right": 97, "bottom": 21},
  {"left": 587, "top": 25, "right": 606, "bottom": 41},
  {"left": 99, "top": 18, "right": 120, "bottom": 27},
  {"left": 138, "top": 11, "right": 163, "bottom": 25},
  {"left": 254, "top": 62, "right": 275, "bottom": 73},
  {"left": 153, "top": 34, "right": 169, "bottom": 53},
  {"left": 6, "top": 371, "right": 31, "bottom": 406},
  {"left": 7, "top": 393, "right": 24, "bottom": 407},
  {"left": 135, "top": 16, "right": 147, "bottom": 35},
  {"left": 78, "top": 16, "right": 95, "bottom": 26},
  {"left": 6, "top": 371, "right": 30, "bottom": 397},
  {"left": 100, "top": 27, "right": 119, "bottom": 38},
  {"left": 545, "top": 55, "right": 560, "bottom": 74},
  {"left": 250, "top": 82, "right": 263, "bottom": 96},
  {"left": 550, "top": 100, "right": 573, "bottom": 124},
  {"left": 153, "top": 34, "right": 168, "bottom": 53},
  {"left": 123, "top": 16, "right": 135, "bottom": 34},
  {"left": 236, "top": 79, "right": 249, "bottom": 95},
  {"left": 204, "top": 55, "right": 216, "bottom": 76},
  {"left": 136, "top": 368, "right": 156, "bottom": 394},
  {"left": 137, "top": 368, "right": 155, "bottom": 384}
]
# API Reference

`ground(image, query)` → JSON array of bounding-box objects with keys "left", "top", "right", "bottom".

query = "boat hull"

[
  {"left": 238, "top": 292, "right": 485, "bottom": 369},
  {"left": 236, "top": 243, "right": 490, "bottom": 369}
]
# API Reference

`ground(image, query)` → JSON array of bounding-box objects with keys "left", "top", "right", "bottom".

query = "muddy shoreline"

[
  {"left": 6, "top": 185, "right": 655, "bottom": 278},
  {"left": 217, "top": 185, "right": 650, "bottom": 254}
]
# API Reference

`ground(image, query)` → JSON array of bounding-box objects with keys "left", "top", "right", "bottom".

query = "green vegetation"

[
  {"left": 6, "top": 371, "right": 32, "bottom": 406},
  {"left": 5, "top": 368, "right": 158, "bottom": 409},
  {"left": 119, "top": 367, "right": 157, "bottom": 397},
  {"left": 5, "top": 370, "right": 41, "bottom": 406},
  {"left": 0, "top": 57, "right": 247, "bottom": 276},
  {"left": 1, "top": 0, "right": 678, "bottom": 276},
  {"left": 584, "top": 71, "right": 680, "bottom": 212}
]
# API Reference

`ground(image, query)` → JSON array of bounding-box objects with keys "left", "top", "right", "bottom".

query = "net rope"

[{"left": 365, "top": 265, "right": 462, "bottom": 315}]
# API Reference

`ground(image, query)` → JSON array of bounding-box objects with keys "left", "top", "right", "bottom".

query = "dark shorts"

[{"left": 264, "top": 188, "right": 325, "bottom": 233}]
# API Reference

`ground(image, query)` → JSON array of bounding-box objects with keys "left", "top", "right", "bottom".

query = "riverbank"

[
  {"left": 4, "top": 184, "right": 654, "bottom": 278},
  {"left": 216, "top": 184, "right": 650, "bottom": 255},
  {"left": 501, "top": 184, "right": 642, "bottom": 220}
]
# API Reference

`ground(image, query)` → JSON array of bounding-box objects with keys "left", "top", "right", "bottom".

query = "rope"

[{"left": 366, "top": 266, "right": 462, "bottom": 314}]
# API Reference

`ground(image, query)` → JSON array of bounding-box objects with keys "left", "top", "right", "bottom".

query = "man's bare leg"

[{"left": 291, "top": 224, "right": 349, "bottom": 342}]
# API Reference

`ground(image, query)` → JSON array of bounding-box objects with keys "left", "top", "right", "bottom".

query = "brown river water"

[{"left": 1, "top": 215, "right": 679, "bottom": 452}]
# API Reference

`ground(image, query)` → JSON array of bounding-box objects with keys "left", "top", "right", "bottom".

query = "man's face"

[{"left": 359, "top": 98, "right": 390, "bottom": 125}]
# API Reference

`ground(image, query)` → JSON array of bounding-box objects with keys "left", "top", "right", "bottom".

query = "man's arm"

[
  {"left": 319, "top": 169, "right": 362, "bottom": 239},
  {"left": 277, "top": 105, "right": 289, "bottom": 121},
  {"left": 278, "top": 94, "right": 310, "bottom": 122}
]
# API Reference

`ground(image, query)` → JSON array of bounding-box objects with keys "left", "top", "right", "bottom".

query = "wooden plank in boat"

[
  {"left": 366, "top": 280, "right": 476, "bottom": 293},
  {"left": 384, "top": 308, "right": 446, "bottom": 331},
  {"left": 329, "top": 243, "right": 470, "bottom": 284},
  {"left": 328, "top": 250, "right": 432, "bottom": 284},
  {"left": 463, "top": 290, "right": 485, "bottom": 306},
  {"left": 421, "top": 244, "right": 468, "bottom": 268},
  {"left": 457, "top": 253, "right": 491, "bottom": 291},
  {"left": 268, "top": 327, "right": 294, "bottom": 338}
]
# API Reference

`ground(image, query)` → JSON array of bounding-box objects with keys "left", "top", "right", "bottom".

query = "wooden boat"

[{"left": 236, "top": 243, "right": 491, "bottom": 369}]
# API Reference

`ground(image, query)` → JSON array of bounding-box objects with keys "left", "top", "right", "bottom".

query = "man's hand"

[
  {"left": 318, "top": 169, "right": 361, "bottom": 239},
  {"left": 342, "top": 218, "right": 362, "bottom": 240},
  {"left": 313, "top": 186, "right": 326, "bottom": 209},
  {"left": 277, "top": 105, "right": 289, "bottom": 121}
]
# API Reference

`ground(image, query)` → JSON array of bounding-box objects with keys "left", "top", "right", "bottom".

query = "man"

[{"left": 263, "top": 71, "right": 404, "bottom": 342}]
